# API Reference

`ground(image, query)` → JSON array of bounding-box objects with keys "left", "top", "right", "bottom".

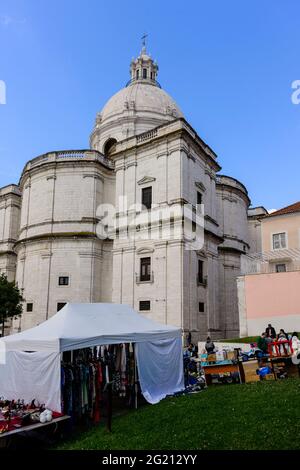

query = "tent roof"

[{"left": 1, "top": 303, "right": 181, "bottom": 352}]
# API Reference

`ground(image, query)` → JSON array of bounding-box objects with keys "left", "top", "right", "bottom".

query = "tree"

[{"left": 0, "top": 274, "right": 24, "bottom": 336}]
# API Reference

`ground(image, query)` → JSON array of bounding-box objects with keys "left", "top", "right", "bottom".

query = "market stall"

[
  {"left": 198, "top": 341, "right": 300, "bottom": 385},
  {"left": 0, "top": 303, "right": 184, "bottom": 413}
]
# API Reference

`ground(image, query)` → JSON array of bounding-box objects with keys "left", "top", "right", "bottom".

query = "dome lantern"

[{"left": 129, "top": 43, "right": 159, "bottom": 87}]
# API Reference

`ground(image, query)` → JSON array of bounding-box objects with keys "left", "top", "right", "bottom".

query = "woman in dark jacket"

[
  {"left": 205, "top": 336, "right": 215, "bottom": 354},
  {"left": 277, "top": 329, "right": 289, "bottom": 340}
]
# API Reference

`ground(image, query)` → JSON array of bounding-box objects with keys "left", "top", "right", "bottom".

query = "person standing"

[
  {"left": 265, "top": 323, "right": 276, "bottom": 339},
  {"left": 205, "top": 336, "right": 215, "bottom": 354},
  {"left": 257, "top": 332, "right": 268, "bottom": 354}
]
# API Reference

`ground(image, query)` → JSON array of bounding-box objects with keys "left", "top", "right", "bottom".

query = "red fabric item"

[{"left": 0, "top": 410, "right": 64, "bottom": 433}]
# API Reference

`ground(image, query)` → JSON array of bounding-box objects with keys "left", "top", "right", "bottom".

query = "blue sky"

[{"left": 0, "top": 0, "right": 299, "bottom": 209}]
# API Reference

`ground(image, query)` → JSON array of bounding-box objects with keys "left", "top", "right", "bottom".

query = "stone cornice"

[
  {"left": 195, "top": 181, "right": 206, "bottom": 192},
  {"left": 19, "top": 151, "right": 114, "bottom": 188},
  {"left": 15, "top": 232, "right": 100, "bottom": 246},
  {"left": 204, "top": 214, "right": 219, "bottom": 227},
  {"left": 204, "top": 228, "right": 224, "bottom": 244},
  {"left": 137, "top": 176, "right": 156, "bottom": 185},
  {"left": 109, "top": 118, "right": 221, "bottom": 172},
  {"left": 136, "top": 247, "right": 155, "bottom": 254}
]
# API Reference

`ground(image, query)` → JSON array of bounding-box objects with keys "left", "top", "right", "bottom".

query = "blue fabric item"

[
  {"left": 135, "top": 337, "right": 184, "bottom": 404},
  {"left": 258, "top": 366, "right": 271, "bottom": 377}
]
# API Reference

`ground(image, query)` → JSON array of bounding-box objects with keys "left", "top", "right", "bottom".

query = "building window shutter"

[
  {"left": 197, "top": 191, "right": 202, "bottom": 205},
  {"left": 140, "top": 257, "right": 151, "bottom": 281},
  {"left": 139, "top": 300, "right": 151, "bottom": 311},
  {"left": 276, "top": 264, "right": 286, "bottom": 273},
  {"left": 59, "top": 276, "right": 69, "bottom": 286},
  {"left": 198, "top": 260, "right": 204, "bottom": 283},
  {"left": 142, "top": 187, "right": 152, "bottom": 210},
  {"left": 272, "top": 233, "right": 286, "bottom": 250}
]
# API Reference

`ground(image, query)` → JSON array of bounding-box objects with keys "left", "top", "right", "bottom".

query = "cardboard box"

[
  {"left": 226, "top": 351, "right": 235, "bottom": 361},
  {"left": 243, "top": 361, "right": 260, "bottom": 382},
  {"left": 216, "top": 351, "right": 225, "bottom": 362},
  {"left": 242, "top": 361, "right": 258, "bottom": 372},
  {"left": 245, "top": 373, "right": 260, "bottom": 383},
  {"left": 207, "top": 353, "right": 216, "bottom": 363},
  {"left": 264, "top": 374, "right": 275, "bottom": 381}
]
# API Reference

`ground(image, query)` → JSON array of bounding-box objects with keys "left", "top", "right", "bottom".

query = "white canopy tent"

[{"left": 0, "top": 303, "right": 184, "bottom": 411}]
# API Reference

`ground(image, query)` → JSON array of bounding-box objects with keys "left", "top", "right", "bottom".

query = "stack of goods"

[
  {"left": 61, "top": 344, "right": 137, "bottom": 423},
  {"left": 200, "top": 350, "right": 233, "bottom": 366},
  {"left": 0, "top": 399, "right": 61, "bottom": 434}
]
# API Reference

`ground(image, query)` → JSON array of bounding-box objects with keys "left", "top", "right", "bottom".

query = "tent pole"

[
  {"left": 134, "top": 343, "right": 138, "bottom": 410},
  {"left": 106, "top": 382, "right": 113, "bottom": 433}
]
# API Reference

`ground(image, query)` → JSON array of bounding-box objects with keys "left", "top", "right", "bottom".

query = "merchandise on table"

[{"left": 0, "top": 398, "right": 62, "bottom": 434}]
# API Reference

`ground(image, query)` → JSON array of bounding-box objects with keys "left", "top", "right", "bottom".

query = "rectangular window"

[
  {"left": 198, "top": 260, "right": 204, "bottom": 283},
  {"left": 272, "top": 233, "right": 286, "bottom": 250},
  {"left": 143, "top": 68, "right": 147, "bottom": 79},
  {"left": 26, "top": 303, "right": 33, "bottom": 312},
  {"left": 142, "top": 186, "right": 152, "bottom": 210},
  {"left": 276, "top": 264, "right": 286, "bottom": 273},
  {"left": 140, "top": 257, "right": 151, "bottom": 281},
  {"left": 59, "top": 276, "right": 69, "bottom": 286},
  {"left": 199, "top": 302, "right": 205, "bottom": 313},
  {"left": 197, "top": 191, "right": 202, "bottom": 205},
  {"left": 57, "top": 302, "right": 67, "bottom": 312},
  {"left": 139, "top": 300, "right": 151, "bottom": 311}
]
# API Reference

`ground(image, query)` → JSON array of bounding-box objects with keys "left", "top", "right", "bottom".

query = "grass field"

[
  {"left": 221, "top": 333, "right": 300, "bottom": 344},
  {"left": 220, "top": 336, "right": 258, "bottom": 344},
  {"left": 56, "top": 380, "right": 300, "bottom": 450}
]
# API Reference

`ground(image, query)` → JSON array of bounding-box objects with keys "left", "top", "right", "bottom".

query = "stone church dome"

[{"left": 90, "top": 46, "right": 184, "bottom": 155}]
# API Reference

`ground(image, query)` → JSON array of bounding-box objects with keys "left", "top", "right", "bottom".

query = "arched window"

[{"left": 103, "top": 138, "right": 117, "bottom": 156}]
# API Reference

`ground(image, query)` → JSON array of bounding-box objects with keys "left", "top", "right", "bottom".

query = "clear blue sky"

[{"left": 1, "top": 0, "right": 299, "bottom": 209}]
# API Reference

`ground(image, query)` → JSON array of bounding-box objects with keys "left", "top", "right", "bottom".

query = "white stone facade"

[{"left": 0, "top": 48, "right": 255, "bottom": 340}]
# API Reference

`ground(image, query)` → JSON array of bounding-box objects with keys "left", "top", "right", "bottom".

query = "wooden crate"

[{"left": 264, "top": 374, "right": 275, "bottom": 381}]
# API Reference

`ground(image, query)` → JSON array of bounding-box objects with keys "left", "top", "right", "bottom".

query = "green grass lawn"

[
  {"left": 221, "top": 332, "right": 300, "bottom": 344},
  {"left": 220, "top": 336, "right": 258, "bottom": 344},
  {"left": 56, "top": 380, "right": 300, "bottom": 450}
]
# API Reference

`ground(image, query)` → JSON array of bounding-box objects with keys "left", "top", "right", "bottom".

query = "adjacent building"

[{"left": 238, "top": 201, "right": 300, "bottom": 336}]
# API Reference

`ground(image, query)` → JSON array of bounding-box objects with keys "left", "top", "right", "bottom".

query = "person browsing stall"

[{"left": 205, "top": 336, "right": 215, "bottom": 354}]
